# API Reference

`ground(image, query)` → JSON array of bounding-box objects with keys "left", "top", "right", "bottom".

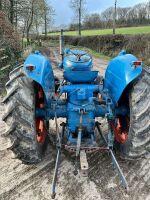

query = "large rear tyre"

[
  {"left": 2, "top": 66, "right": 48, "bottom": 164},
  {"left": 119, "top": 65, "right": 150, "bottom": 159}
]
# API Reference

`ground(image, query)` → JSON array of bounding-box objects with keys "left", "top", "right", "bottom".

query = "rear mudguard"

[
  {"left": 23, "top": 51, "right": 55, "bottom": 102},
  {"left": 104, "top": 50, "right": 142, "bottom": 105}
]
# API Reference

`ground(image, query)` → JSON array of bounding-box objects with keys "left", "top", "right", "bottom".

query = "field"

[{"left": 48, "top": 26, "right": 150, "bottom": 36}]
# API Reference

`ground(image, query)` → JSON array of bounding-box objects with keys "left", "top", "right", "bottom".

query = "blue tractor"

[{"left": 3, "top": 30, "right": 150, "bottom": 198}]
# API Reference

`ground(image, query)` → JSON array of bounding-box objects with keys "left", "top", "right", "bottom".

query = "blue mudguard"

[
  {"left": 104, "top": 50, "right": 142, "bottom": 105},
  {"left": 23, "top": 51, "right": 55, "bottom": 102}
]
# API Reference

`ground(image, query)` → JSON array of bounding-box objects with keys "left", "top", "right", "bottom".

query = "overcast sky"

[{"left": 49, "top": 0, "right": 149, "bottom": 26}]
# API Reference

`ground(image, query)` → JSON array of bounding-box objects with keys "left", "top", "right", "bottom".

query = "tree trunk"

[
  {"left": 9, "top": 0, "right": 14, "bottom": 24},
  {"left": 26, "top": 0, "right": 34, "bottom": 45},
  {"left": 44, "top": 12, "right": 47, "bottom": 38},
  {"left": 15, "top": 1, "right": 18, "bottom": 29},
  {"left": 78, "top": 0, "right": 81, "bottom": 36},
  {"left": 113, "top": 0, "right": 117, "bottom": 34},
  {"left": 26, "top": 20, "right": 29, "bottom": 44},
  {"left": 148, "top": 2, "right": 150, "bottom": 20},
  {"left": 0, "top": 0, "right": 2, "bottom": 10}
]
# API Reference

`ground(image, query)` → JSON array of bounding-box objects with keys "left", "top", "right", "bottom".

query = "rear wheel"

[
  {"left": 113, "top": 65, "right": 150, "bottom": 159},
  {"left": 2, "top": 66, "right": 48, "bottom": 164}
]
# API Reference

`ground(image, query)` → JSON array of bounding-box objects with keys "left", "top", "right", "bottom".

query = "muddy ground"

[{"left": 0, "top": 47, "right": 150, "bottom": 200}]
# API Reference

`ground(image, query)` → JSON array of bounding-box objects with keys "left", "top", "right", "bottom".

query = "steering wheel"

[{"left": 69, "top": 47, "right": 91, "bottom": 61}]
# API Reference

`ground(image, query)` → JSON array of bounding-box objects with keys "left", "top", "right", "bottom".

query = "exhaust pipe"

[{"left": 59, "top": 29, "right": 64, "bottom": 62}]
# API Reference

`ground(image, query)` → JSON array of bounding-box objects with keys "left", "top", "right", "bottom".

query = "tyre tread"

[{"left": 3, "top": 66, "right": 43, "bottom": 164}]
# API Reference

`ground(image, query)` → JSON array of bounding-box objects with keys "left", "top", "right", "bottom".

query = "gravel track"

[{"left": 0, "top": 47, "right": 150, "bottom": 200}]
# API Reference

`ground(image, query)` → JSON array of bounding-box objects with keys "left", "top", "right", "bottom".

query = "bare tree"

[
  {"left": 117, "top": 7, "right": 129, "bottom": 26},
  {"left": 136, "top": 3, "right": 147, "bottom": 24},
  {"left": 25, "top": 0, "right": 34, "bottom": 44},
  {"left": 83, "top": 13, "right": 102, "bottom": 29},
  {"left": 13, "top": 0, "right": 54, "bottom": 43},
  {"left": 31, "top": 0, "right": 54, "bottom": 37},
  {"left": 101, "top": 7, "right": 114, "bottom": 28},
  {"left": 43, "top": 1, "right": 55, "bottom": 37},
  {"left": 147, "top": 1, "right": 150, "bottom": 20},
  {"left": 70, "top": 0, "right": 86, "bottom": 36}
]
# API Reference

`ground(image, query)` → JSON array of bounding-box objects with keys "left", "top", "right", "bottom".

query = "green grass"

[
  {"left": 48, "top": 26, "right": 150, "bottom": 36},
  {"left": 66, "top": 45, "right": 111, "bottom": 61}
]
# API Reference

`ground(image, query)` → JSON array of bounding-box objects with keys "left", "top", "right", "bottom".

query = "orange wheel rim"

[
  {"left": 111, "top": 118, "right": 128, "bottom": 144},
  {"left": 35, "top": 86, "right": 47, "bottom": 144}
]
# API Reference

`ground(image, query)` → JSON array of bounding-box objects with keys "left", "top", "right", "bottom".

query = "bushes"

[
  {"left": 38, "top": 34, "right": 150, "bottom": 65},
  {"left": 0, "top": 11, "right": 21, "bottom": 60},
  {"left": 64, "top": 34, "right": 150, "bottom": 65}
]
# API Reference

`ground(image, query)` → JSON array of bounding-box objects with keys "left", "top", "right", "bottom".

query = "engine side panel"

[{"left": 104, "top": 51, "right": 142, "bottom": 104}]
